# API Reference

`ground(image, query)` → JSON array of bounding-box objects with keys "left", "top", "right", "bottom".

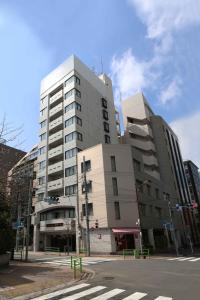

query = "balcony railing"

[
  {"left": 48, "top": 178, "right": 63, "bottom": 191},
  {"left": 48, "top": 161, "right": 63, "bottom": 175},
  {"left": 48, "top": 145, "right": 63, "bottom": 159},
  {"left": 49, "top": 103, "right": 63, "bottom": 118},
  {"left": 49, "top": 129, "right": 63, "bottom": 145},
  {"left": 50, "top": 90, "right": 63, "bottom": 106}
]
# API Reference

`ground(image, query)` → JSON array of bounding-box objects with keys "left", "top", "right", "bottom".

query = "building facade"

[
  {"left": 77, "top": 144, "right": 141, "bottom": 253},
  {"left": 184, "top": 160, "right": 200, "bottom": 243},
  {"left": 33, "top": 55, "right": 118, "bottom": 251}
]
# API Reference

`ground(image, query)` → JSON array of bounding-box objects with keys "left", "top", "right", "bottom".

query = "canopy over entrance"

[{"left": 112, "top": 228, "right": 140, "bottom": 234}]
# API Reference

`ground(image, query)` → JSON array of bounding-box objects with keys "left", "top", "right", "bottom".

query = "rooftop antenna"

[{"left": 100, "top": 56, "right": 104, "bottom": 74}]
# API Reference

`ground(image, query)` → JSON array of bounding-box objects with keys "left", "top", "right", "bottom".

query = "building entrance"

[{"left": 50, "top": 234, "right": 76, "bottom": 252}]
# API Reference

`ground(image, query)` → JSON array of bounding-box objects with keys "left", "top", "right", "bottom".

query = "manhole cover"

[{"left": 103, "top": 276, "right": 114, "bottom": 280}]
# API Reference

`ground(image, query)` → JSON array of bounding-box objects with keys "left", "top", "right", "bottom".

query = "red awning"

[{"left": 112, "top": 228, "right": 140, "bottom": 234}]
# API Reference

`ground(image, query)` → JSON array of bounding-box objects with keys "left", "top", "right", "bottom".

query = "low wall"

[{"left": 0, "top": 253, "right": 10, "bottom": 267}]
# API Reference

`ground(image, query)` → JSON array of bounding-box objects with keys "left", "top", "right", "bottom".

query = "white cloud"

[
  {"left": 159, "top": 77, "right": 182, "bottom": 105},
  {"left": 110, "top": 49, "right": 153, "bottom": 104},
  {"left": 129, "top": 0, "right": 200, "bottom": 40},
  {"left": 110, "top": 0, "right": 200, "bottom": 105},
  {"left": 170, "top": 112, "right": 200, "bottom": 167}
]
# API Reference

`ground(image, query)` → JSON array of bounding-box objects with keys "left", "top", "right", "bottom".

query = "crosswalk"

[
  {"left": 167, "top": 256, "right": 200, "bottom": 262},
  {"left": 29, "top": 283, "right": 172, "bottom": 300},
  {"left": 34, "top": 257, "right": 115, "bottom": 267}
]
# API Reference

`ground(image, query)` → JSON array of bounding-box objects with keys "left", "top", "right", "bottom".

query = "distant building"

[
  {"left": 184, "top": 160, "right": 200, "bottom": 241},
  {"left": 0, "top": 143, "right": 26, "bottom": 197},
  {"left": 8, "top": 145, "right": 38, "bottom": 248}
]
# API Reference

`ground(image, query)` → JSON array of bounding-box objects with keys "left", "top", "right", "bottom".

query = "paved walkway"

[{"left": 0, "top": 261, "right": 74, "bottom": 299}]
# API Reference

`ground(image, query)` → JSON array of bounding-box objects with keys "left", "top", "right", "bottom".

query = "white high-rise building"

[{"left": 33, "top": 55, "right": 118, "bottom": 251}]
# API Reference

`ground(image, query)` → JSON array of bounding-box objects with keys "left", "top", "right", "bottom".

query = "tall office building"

[
  {"left": 33, "top": 55, "right": 118, "bottom": 251},
  {"left": 184, "top": 160, "right": 200, "bottom": 242}
]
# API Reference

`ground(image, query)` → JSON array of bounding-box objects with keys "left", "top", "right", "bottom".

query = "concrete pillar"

[
  {"left": 33, "top": 225, "right": 40, "bottom": 252},
  {"left": 148, "top": 228, "right": 156, "bottom": 250}
]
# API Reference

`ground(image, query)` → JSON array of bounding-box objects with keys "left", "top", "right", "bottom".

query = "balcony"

[
  {"left": 48, "top": 178, "right": 63, "bottom": 191},
  {"left": 48, "top": 161, "right": 63, "bottom": 175},
  {"left": 49, "top": 129, "right": 63, "bottom": 146},
  {"left": 48, "top": 144, "right": 63, "bottom": 159},
  {"left": 49, "top": 103, "right": 63, "bottom": 119},
  {"left": 49, "top": 116, "right": 63, "bottom": 135},
  {"left": 50, "top": 90, "right": 63, "bottom": 106}
]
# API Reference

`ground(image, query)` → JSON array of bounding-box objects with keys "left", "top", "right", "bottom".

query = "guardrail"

[
  {"left": 45, "top": 247, "right": 61, "bottom": 255},
  {"left": 70, "top": 256, "right": 83, "bottom": 279},
  {"left": 123, "top": 248, "right": 150, "bottom": 259}
]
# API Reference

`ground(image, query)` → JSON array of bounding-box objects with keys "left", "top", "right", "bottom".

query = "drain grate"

[{"left": 103, "top": 276, "right": 114, "bottom": 280}]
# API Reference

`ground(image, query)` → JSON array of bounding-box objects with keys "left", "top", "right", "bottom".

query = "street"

[{"left": 85, "top": 257, "right": 200, "bottom": 300}]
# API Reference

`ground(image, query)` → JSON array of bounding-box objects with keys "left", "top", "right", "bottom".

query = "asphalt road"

[{"left": 88, "top": 258, "right": 200, "bottom": 300}]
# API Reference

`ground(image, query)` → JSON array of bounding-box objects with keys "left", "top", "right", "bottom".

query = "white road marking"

[
  {"left": 90, "top": 288, "right": 125, "bottom": 299},
  {"left": 168, "top": 257, "right": 184, "bottom": 261},
  {"left": 122, "top": 292, "right": 147, "bottom": 299},
  {"left": 154, "top": 296, "right": 172, "bottom": 300},
  {"left": 61, "top": 286, "right": 106, "bottom": 300},
  {"left": 30, "top": 283, "right": 90, "bottom": 300},
  {"left": 190, "top": 257, "right": 200, "bottom": 262},
  {"left": 178, "top": 257, "right": 195, "bottom": 261}
]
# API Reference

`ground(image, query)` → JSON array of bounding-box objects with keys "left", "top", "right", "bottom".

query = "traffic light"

[{"left": 95, "top": 220, "right": 99, "bottom": 229}]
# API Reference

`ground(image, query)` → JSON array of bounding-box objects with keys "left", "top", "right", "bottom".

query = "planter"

[{"left": 0, "top": 253, "right": 10, "bottom": 267}]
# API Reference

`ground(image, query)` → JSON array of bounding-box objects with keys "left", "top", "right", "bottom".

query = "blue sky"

[{"left": 0, "top": 0, "right": 200, "bottom": 166}]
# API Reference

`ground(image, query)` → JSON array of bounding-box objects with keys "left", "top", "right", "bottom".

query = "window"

[
  {"left": 65, "top": 131, "right": 82, "bottom": 143},
  {"left": 65, "top": 88, "right": 81, "bottom": 100},
  {"left": 82, "top": 203, "right": 93, "bottom": 216},
  {"left": 65, "top": 165, "right": 77, "bottom": 177},
  {"left": 65, "top": 101, "right": 82, "bottom": 112},
  {"left": 40, "top": 132, "right": 46, "bottom": 141},
  {"left": 139, "top": 203, "right": 146, "bottom": 216},
  {"left": 146, "top": 184, "right": 151, "bottom": 196},
  {"left": 133, "top": 159, "right": 141, "bottom": 172},
  {"left": 155, "top": 207, "right": 162, "bottom": 218},
  {"left": 65, "top": 208, "right": 75, "bottom": 218},
  {"left": 65, "top": 75, "right": 80, "bottom": 86},
  {"left": 101, "top": 98, "right": 107, "bottom": 108},
  {"left": 104, "top": 122, "right": 109, "bottom": 133},
  {"left": 65, "top": 184, "right": 77, "bottom": 195},
  {"left": 38, "top": 176, "right": 45, "bottom": 185},
  {"left": 81, "top": 160, "right": 91, "bottom": 173},
  {"left": 65, "top": 148, "right": 81, "bottom": 159},
  {"left": 105, "top": 135, "right": 111, "bottom": 144},
  {"left": 40, "top": 120, "right": 47, "bottom": 128},
  {"left": 39, "top": 146, "right": 46, "bottom": 155},
  {"left": 40, "top": 108, "right": 47, "bottom": 117},
  {"left": 65, "top": 116, "right": 75, "bottom": 127},
  {"left": 112, "top": 177, "right": 118, "bottom": 196},
  {"left": 110, "top": 156, "right": 116, "bottom": 172},
  {"left": 102, "top": 109, "right": 109, "bottom": 120},
  {"left": 38, "top": 193, "right": 44, "bottom": 201},
  {"left": 114, "top": 201, "right": 120, "bottom": 220},
  {"left": 76, "top": 102, "right": 81, "bottom": 111},
  {"left": 155, "top": 188, "right": 160, "bottom": 199},
  {"left": 82, "top": 181, "right": 92, "bottom": 193},
  {"left": 39, "top": 160, "right": 46, "bottom": 170},
  {"left": 76, "top": 116, "right": 82, "bottom": 126}
]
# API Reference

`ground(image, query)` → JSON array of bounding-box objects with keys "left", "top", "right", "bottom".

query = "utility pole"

[
  {"left": 83, "top": 156, "right": 90, "bottom": 256},
  {"left": 25, "top": 177, "right": 32, "bottom": 261},
  {"left": 16, "top": 191, "right": 21, "bottom": 252},
  {"left": 168, "top": 200, "right": 179, "bottom": 256},
  {"left": 75, "top": 154, "right": 80, "bottom": 256}
]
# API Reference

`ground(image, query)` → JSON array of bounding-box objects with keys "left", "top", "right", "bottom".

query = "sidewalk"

[{"left": 0, "top": 261, "right": 75, "bottom": 300}]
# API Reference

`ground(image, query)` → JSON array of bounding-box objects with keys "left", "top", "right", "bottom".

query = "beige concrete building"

[
  {"left": 33, "top": 55, "right": 118, "bottom": 251},
  {"left": 78, "top": 144, "right": 141, "bottom": 253}
]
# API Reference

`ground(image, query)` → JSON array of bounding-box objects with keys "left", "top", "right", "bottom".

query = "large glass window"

[
  {"left": 82, "top": 203, "right": 93, "bottom": 216},
  {"left": 81, "top": 160, "right": 91, "bottom": 173},
  {"left": 65, "top": 184, "right": 77, "bottom": 195},
  {"left": 65, "top": 148, "right": 81, "bottom": 159},
  {"left": 65, "top": 88, "right": 81, "bottom": 100},
  {"left": 65, "top": 102, "right": 81, "bottom": 113},
  {"left": 112, "top": 177, "right": 118, "bottom": 196},
  {"left": 38, "top": 176, "right": 45, "bottom": 185},
  {"left": 39, "top": 146, "right": 46, "bottom": 155},
  {"left": 65, "top": 132, "right": 83, "bottom": 143},
  {"left": 65, "top": 165, "right": 77, "bottom": 177},
  {"left": 114, "top": 201, "right": 120, "bottom": 219},
  {"left": 65, "top": 75, "right": 80, "bottom": 86},
  {"left": 39, "top": 160, "right": 46, "bottom": 170}
]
